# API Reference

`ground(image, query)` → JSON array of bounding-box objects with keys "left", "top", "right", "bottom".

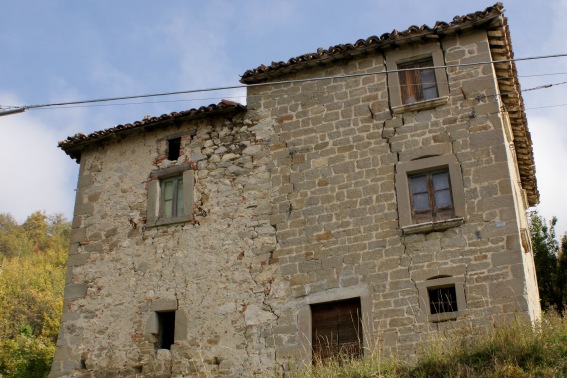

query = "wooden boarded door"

[{"left": 311, "top": 298, "right": 362, "bottom": 362}]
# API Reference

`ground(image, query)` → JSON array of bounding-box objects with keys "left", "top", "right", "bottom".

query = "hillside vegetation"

[
  {"left": 0, "top": 212, "right": 69, "bottom": 378},
  {"left": 289, "top": 313, "right": 567, "bottom": 377},
  {"left": 0, "top": 211, "right": 565, "bottom": 377}
]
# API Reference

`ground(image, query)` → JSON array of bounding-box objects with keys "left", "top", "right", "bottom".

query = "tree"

[
  {"left": 529, "top": 213, "right": 567, "bottom": 313},
  {"left": 0, "top": 212, "right": 69, "bottom": 377}
]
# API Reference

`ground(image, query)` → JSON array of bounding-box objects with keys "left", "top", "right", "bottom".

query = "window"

[
  {"left": 167, "top": 137, "right": 181, "bottom": 161},
  {"left": 428, "top": 285, "right": 458, "bottom": 314},
  {"left": 409, "top": 170, "right": 454, "bottom": 224},
  {"left": 398, "top": 57, "right": 438, "bottom": 105},
  {"left": 417, "top": 276, "right": 465, "bottom": 322},
  {"left": 311, "top": 298, "right": 362, "bottom": 362},
  {"left": 385, "top": 44, "right": 449, "bottom": 112},
  {"left": 161, "top": 175, "right": 184, "bottom": 218},
  {"left": 156, "top": 311, "right": 176, "bottom": 350},
  {"left": 395, "top": 154, "right": 465, "bottom": 233},
  {"left": 147, "top": 164, "right": 194, "bottom": 227}
]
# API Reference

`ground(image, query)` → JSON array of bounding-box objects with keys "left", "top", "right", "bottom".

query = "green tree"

[
  {"left": 0, "top": 212, "right": 69, "bottom": 377},
  {"left": 529, "top": 213, "right": 566, "bottom": 313}
]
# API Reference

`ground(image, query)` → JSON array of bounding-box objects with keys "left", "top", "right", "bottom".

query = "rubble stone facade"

[{"left": 52, "top": 4, "right": 540, "bottom": 377}]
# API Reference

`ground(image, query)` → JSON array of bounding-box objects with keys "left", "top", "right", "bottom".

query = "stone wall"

[
  {"left": 248, "top": 28, "right": 540, "bottom": 363},
  {"left": 51, "top": 112, "right": 284, "bottom": 377},
  {"left": 51, "top": 27, "right": 540, "bottom": 377}
]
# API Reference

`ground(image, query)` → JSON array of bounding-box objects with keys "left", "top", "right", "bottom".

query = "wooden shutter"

[
  {"left": 398, "top": 57, "right": 437, "bottom": 104},
  {"left": 311, "top": 298, "right": 362, "bottom": 362}
]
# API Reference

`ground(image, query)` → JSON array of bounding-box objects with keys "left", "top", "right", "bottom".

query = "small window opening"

[
  {"left": 428, "top": 285, "right": 458, "bottom": 314},
  {"left": 157, "top": 311, "right": 176, "bottom": 350},
  {"left": 167, "top": 138, "right": 181, "bottom": 161}
]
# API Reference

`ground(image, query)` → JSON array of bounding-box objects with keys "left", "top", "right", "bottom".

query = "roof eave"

[
  {"left": 240, "top": 9, "right": 503, "bottom": 84},
  {"left": 59, "top": 103, "right": 246, "bottom": 163}
]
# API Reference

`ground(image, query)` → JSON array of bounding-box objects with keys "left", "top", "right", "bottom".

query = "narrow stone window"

[
  {"left": 398, "top": 57, "right": 438, "bottom": 104},
  {"left": 311, "top": 298, "right": 362, "bottom": 362},
  {"left": 167, "top": 137, "right": 181, "bottom": 161},
  {"left": 156, "top": 311, "right": 176, "bottom": 350}
]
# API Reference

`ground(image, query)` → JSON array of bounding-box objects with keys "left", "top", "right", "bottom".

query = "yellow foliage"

[{"left": 0, "top": 212, "right": 69, "bottom": 378}]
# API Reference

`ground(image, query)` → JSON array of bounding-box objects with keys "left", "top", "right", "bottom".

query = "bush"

[{"left": 286, "top": 313, "right": 567, "bottom": 378}]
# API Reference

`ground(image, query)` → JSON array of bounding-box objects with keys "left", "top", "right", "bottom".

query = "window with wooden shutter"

[
  {"left": 398, "top": 57, "right": 438, "bottom": 105},
  {"left": 409, "top": 170, "right": 454, "bottom": 224},
  {"left": 311, "top": 298, "right": 362, "bottom": 362}
]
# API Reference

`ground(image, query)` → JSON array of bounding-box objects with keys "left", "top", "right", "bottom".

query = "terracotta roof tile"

[
  {"left": 58, "top": 100, "right": 245, "bottom": 161},
  {"left": 240, "top": 3, "right": 504, "bottom": 83}
]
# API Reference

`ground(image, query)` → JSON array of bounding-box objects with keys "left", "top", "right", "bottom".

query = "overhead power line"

[{"left": 1, "top": 53, "right": 567, "bottom": 116}]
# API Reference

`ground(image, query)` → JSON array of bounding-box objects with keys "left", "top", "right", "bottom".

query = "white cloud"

[
  {"left": 529, "top": 114, "right": 567, "bottom": 236},
  {"left": 0, "top": 93, "right": 78, "bottom": 223}
]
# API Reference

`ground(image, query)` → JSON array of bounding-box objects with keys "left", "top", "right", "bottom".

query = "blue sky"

[{"left": 1, "top": 1, "right": 566, "bottom": 236}]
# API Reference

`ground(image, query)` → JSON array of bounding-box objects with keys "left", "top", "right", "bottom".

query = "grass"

[{"left": 284, "top": 312, "right": 567, "bottom": 378}]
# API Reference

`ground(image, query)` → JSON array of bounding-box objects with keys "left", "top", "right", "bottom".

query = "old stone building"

[{"left": 51, "top": 3, "right": 540, "bottom": 377}]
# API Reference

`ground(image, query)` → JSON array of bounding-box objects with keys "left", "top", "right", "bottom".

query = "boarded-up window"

[
  {"left": 311, "top": 298, "right": 362, "bottom": 362},
  {"left": 409, "top": 170, "right": 454, "bottom": 224},
  {"left": 398, "top": 57, "right": 438, "bottom": 104}
]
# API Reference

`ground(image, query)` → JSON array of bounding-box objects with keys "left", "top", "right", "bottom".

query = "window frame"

[
  {"left": 144, "top": 299, "right": 188, "bottom": 349},
  {"left": 398, "top": 57, "right": 439, "bottom": 105},
  {"left": 385, "top": 44, "right": 449, "bottom": 113},
  {"left": 417, "top": 276, "right": 466, "bottom": 322},
  {"left": 147, "top": 164, "right": 194, "bottom": 227},
  {"left": 409, "top": 169, "right": 455, "bottom": 224},
  {"left": 160, "top": 175, "right": 184, "bottom": 219},
  {"left": 395, "top": 154, "right": 465, "bottom": 234}
]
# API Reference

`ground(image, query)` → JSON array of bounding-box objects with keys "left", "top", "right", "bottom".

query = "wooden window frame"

[
  {"left": 385, "top": 44, "right": 449, "bottom": 113},
  {"left": 160, "top": 175, "right": 184, "bottom": 219},
  {"left": 147, "top": 164, "right": 194, "bottom": 227},
  {"left": 395, "top": 154, "right": 465, "bottom": 233},
  {"left": 409, "top": 169, "right": 455, "bottom": 224},
  {"left": 398, "top": 57, "right": 438, "bottom": 105}
]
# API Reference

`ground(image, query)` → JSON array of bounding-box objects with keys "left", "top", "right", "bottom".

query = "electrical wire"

[{"left": 2, "top": 53, "right": 567, "bottom": 112}]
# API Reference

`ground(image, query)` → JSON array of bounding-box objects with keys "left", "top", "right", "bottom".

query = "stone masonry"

[{"left": 52, "top": 4, "right": 541, "bottom": 377}]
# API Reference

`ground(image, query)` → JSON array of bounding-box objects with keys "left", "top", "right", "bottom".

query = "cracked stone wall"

[
  {"left": 247, "top": 28, "right": 540, "bottom": 363},
  {"left": 51, "top": 112, "right": 284, "bottom": 377},
  {"left": 52, "top": 28, "right": 540, "bottom": 377}
]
